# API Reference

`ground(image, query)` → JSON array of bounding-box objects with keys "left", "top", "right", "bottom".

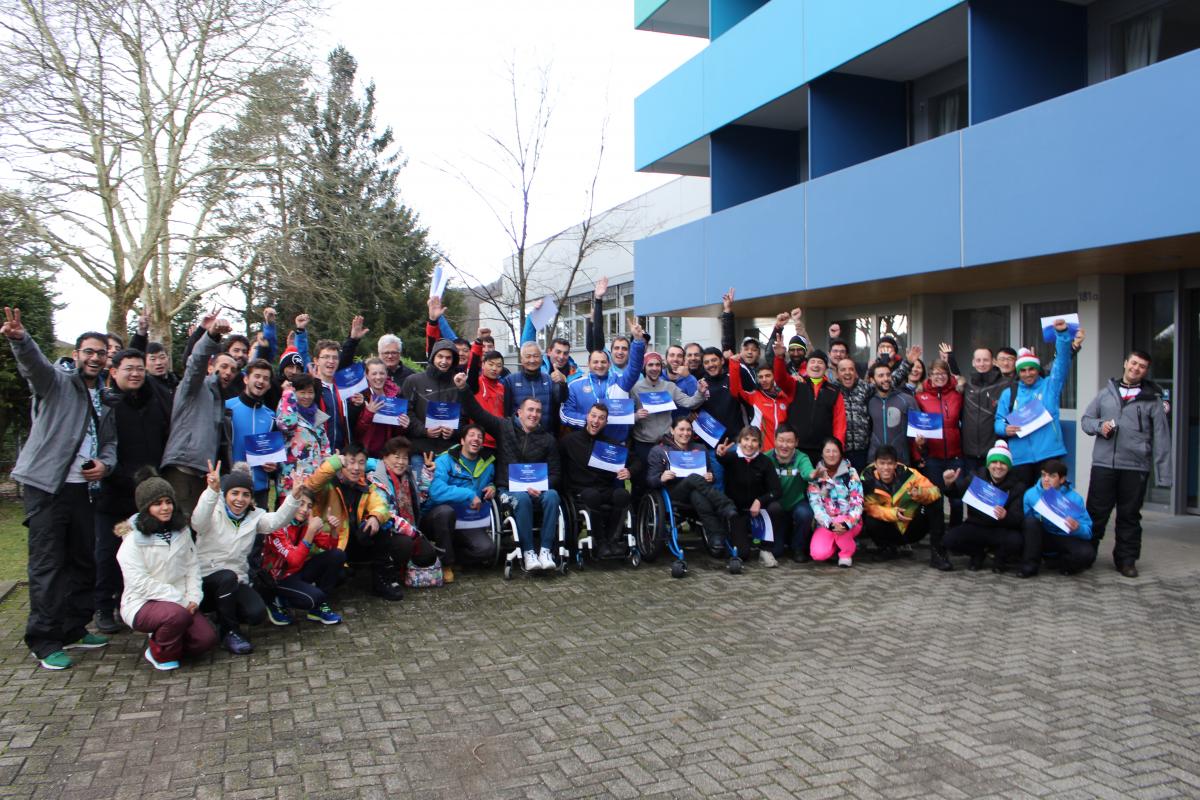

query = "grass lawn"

[{"left": 0, "top": 498, "right": 25, "bottom": 582}]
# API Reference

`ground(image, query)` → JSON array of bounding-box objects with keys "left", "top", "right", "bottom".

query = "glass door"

[
  {"left": 1189, "top": 290, "right": 1199, "bottom": 512},
  {"left": 1131, "top": 291, "right": 1176, "bottom": 506}
]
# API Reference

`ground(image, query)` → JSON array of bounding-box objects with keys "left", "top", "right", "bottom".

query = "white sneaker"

[
  {"left": 759, "top": 550, "right": 778, "bottom": 568},
  {"left": 838, "top": 555, "right": 853, "bottom": 568},
  {"left": 538, "top": 548, "right": 556, "bottom": 570},
  {"left": 523, "top": 551, "right": 539, "bottom": 572}
]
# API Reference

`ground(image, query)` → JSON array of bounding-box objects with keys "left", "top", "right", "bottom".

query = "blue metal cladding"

[
  {"left": 808, "top": 72, "right": 907, "bottom": 180},
  {"left": 633, "top": 51, "right": 1200, "bottom": 315},
  {"left": 969, "top": 0, "right": 1087, "bottom": 125},
  {"left": 710, "top": 125, "right": 803, "bottom": 212},
  {"left": 710, "top": 0, "right": 769, "bottom": 39},
  {"left": 635, "top": 0, "right": 963, "bottom": 171}
]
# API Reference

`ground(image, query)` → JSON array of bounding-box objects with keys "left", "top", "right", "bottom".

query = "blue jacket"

[
  {"left": 425, "top": 446, "right": 495, "bottom": 511},
  {"left": 1023, "top": 480, "right": 1092, "bottom": 540},
  {"left": 559, "top": 337, "right": 646, "bottom": 441},
  {"left": 501, "top": 368, "right": 562, "bottom": 433},
  {"left": 995, "top": 330, "right": 1073, "bottom": 465},
  {"left": 225, "top": 395, "right": 276, "bottom": 492},
  {"left": 520, "top": 316, "right": 582, "bottom": 381}
]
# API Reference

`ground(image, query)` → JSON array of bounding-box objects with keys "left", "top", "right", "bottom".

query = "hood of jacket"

[{"left": 426, "top": 339, "right": 460, "bottom": 377}]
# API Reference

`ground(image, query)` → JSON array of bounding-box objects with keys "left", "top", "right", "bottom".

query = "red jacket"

[
  {"left": 467, "top": 341, "right": 505, "bottom": 449},
  {"left": 353, "top": 378, "right": 404, "bottom": 458},
  {"left": 726, "top": 355, "right": 794, "bottom": 451},
  {"left": 913, "top": 378, "right": 963, "bottom": 461},
  {"left": 261, "top": 520, "right": 338, "bottom": 581}
]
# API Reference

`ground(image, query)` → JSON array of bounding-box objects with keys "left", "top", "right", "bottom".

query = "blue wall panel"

[
  {"left": 963, "top": 49, "right": 1200, "bottom": 267},
  {"left": 969, "top": 0, "right": 1086, "bottom": 124},
  {"left": 634, "top": 220, "right": 708, "bottom": 316},
  {"left": 809, "top": 72, "right": 907, "bottom": 179},
  {"left": 803, "top": 0, "right": 963, "bottom": 80},
  {"left": 710, "top": 0, "right": 769, "bottom": 39},
  {"left": 807, "top": 134, "right": 961, "bottom": 289},
  {"left": 705, "top": 186, "right": 805, "bottom": 303},
  {"left": 711, "top": 125, "right": 803, "bottom": 212},
  {"left": 634, "top": 56, "right": 705, "bottom": 171}
]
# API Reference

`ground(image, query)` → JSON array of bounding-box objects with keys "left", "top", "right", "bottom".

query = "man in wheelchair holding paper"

[
  {"left": 560, "top": 403, "right": 633, "bottom": 559},
  {"left": 455, "top": 372, "right": 562, "bottom": 572}
]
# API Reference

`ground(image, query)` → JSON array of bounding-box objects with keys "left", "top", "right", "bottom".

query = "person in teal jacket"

[
  {"left": 994, "top": 319, "right": 1084, "bottom": 487},
  {"left": 419, "top": 426, "right": 498, "bottom": 566},
  {"left": 1016, "top": 458, "right": 1094, "bottom": 578}
]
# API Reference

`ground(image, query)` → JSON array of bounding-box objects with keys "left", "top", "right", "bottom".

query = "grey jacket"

[
  {"left": 1081, "top": 378, "right": 1172, "bottom": 483},
  {"left": 866, "top": 389, "right": 918, "bottom": 464},
  {"left": 631, "top": 375, "right": 703, "bottom": 444},
  {"left": 161, "top": 333, "right": 229, "bottom": 474},
  {"left": 9, "top": 334, "right": 117, "bottom": 494}
]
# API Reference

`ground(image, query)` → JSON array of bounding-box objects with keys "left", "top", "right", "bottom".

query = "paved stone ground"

[{"left": 1, "top": 517, "right": 1198, "bottom": 799}]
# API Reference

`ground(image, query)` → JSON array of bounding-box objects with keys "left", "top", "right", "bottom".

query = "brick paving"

[{"left": 1, "top": 531, "right": 1199, "bottom": 799}]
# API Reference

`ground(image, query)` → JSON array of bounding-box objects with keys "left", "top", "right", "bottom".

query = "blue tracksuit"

[
  {"left": 1022, "top": 481, "right": 1092, "bottom": 539},
  {"left": 559, "top": 338, "right": 646, "bottom": 441},
  {"left": 995, "top": 330, "right": 1073, "bottom": 466}
]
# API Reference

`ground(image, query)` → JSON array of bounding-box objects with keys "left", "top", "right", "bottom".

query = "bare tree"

[
  {"left": 437, "top": 62, "right": 634, "bottom": 350},
  {"left": 0, "top": 0, "right": 319, "bottom": 351}
]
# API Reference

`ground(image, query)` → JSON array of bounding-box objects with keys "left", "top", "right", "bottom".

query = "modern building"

[
  {"left": 632, "top": 0, "right": 1200, "bottom": 514},
  {"left": 478, "top": 175, "right": 719, "bottom": 359}
]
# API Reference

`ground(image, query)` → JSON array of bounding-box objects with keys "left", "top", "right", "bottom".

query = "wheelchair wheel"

[
  {"left": 487, "top": 498, "right": 504, "bottom": 566},
  {"left": 630, "top": 549, "right": 641, "bottom": 568},
  {"left": 636, "top": 493, "right": 665, "bottom": 563},
  {"left": 670, "top": 560, "right": 686, "bottom": 579},
  {"left": 727, "top": 557, "right": 743, "bottom": 575}
]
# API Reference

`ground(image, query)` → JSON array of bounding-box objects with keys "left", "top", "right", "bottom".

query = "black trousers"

[
  {"left": 1020, "top": 516, "right": 1095, "bottom": 573},
  {"left": 24, "top": 483, "right": 96, "bottom": 658},
  {"left": 944, "top": 521, "right": 1022, "bottom": 564},
  {"left": 375, "top": 530, "right": 437, "bottom": 571},
  {"left": 576, "top": 487, "right": 632, "bottom": 549},
  {"left": 1086, "top": 466, "right": 1150, "bottom": 567},
  {"left": 200, "top": 569, "right": 267, "bottom": 636},
  {"left": 862, "top": 507, "right": 937, "bottom": 549},
  {"left": 93, "top": 509, "right": 124, "bottom": 614},
  {"left": 421, "top": 504, "right": 495, "bottom": 565},
  {"left": 276, "top": 549, "right": 347, "bottom": 610},
  {"left": 727, "top": 501, "right": 785, "bottom": 557},
  {"left": 665, "top": 475, "right": 734, "bottom": 552}
]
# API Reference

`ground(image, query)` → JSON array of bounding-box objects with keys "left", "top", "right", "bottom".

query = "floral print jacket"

[
  {"left": 275, "top": 389, "right": 332, "bottom": 491},
  {"left": 806, "top": 460, "right": 864, "bottom": 529}
]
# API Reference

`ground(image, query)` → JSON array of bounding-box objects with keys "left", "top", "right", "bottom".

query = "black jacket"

[
  {"left": 698, "top": 365, "right": 743, "bottom": 445},
  {"left": 400, "top": 340, "right": 461, "bottom": 456},
  {"left": 560, "top": 428, "right": 623, "bottom": 493},
  {"left": 945, "top": 466, "right": 1026, "bottom": 529},
  {"left": 786, "top": 377, "right": 842, "bottom": 452},
  {"left": 717, "top": 448, "right": 782, "bottom": 510},
  {"left": 461, "top": 388, "right": 561, "bottom": 491},
  {"left": 98, "top": 382, "right": 172, "bottom": 516}
]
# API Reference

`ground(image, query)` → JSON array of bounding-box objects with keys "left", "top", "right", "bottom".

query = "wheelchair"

[
  {"left": 635, "top": 488, "right": 742, "bottom": 578},
  {"left": 498, "top": 491, "right": 570, "bottom": 579},
  {"left": 562, "top": 492, "right": 639, "bottom": 569},
  {"left": 449, "top": 497, "right": 506, "bottom": 568}
]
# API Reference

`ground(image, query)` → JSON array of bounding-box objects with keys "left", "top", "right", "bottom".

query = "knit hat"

[
  {"left": 279, "top": 348, "right": 303, "bottom": 372},
  {"left": 788, "top": 335, "right": 809, "bottom": 353},
  {"left": 134, "top": 472, "right": 175, "bottom": 514},
  {"left": 878, "top": 334, "right": 899, "bottom": 350},
  {"left": 807, "top": 348, "right": 829, "bottom": 366},
  {"left": 986, "top": 440, "right": 1013, "bottom": 467},
  {"left": 644, "top": 350, "right": 663, "bottom": 365},
  {"left": 221, "top": 464, "right": 254, "bottom": 495},
  {"left": 1015, "top": 348, "right": 1040, "bottom": 371}
]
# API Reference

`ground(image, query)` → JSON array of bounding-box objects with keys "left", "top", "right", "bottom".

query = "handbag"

[{"left": 404, "top": 557, "right": 444, "bottom": 588}]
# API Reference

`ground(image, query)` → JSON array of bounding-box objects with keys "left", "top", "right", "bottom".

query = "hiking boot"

[
  {"left": 929, "top": 548, "right": 954, "bottom": 572},
  {"left": 372, "top": 576, "right": 404, "bottom": 601},
  {"left": 1118, "top": 563, "right": 1139, "bottom": 579},
  {"left": 442, "top": 565, "right": 455, "bottom": 584},
  {"left": 94, "top": 609, "right": 123, "bottom": 634}
]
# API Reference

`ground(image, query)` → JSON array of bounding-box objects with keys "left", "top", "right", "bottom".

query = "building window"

[
  {"left": 877, "top": 314, "right": 909, "bottom": 356},
  {"left": 952, "top": 306, "right": 1009, "bottom": 359},
  {"left": 556, "top": 281, "right": 636, "bottom": 351},
  {"left": 1020, "top": 300, "right": 1078, "bottom": 410},
  {"left": 652, "top": 316, "right": 682, "bottom": 350},
  {"left": 829, "top": 316, "right": 874, "bottom": 367},
  {"left": 1111, "top": 1, "right": 1200, "bottom": 76},
  {"left": 928, "top": 85, "right": 968, "bottom": 137}
]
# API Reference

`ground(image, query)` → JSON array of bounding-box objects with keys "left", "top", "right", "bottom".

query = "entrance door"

[
  {"left": 1189, "top": 290, "right": 1199, "bottom": 512},
  {"left": 1131, "top": 291, "right": 1176, "bottom": 507}
]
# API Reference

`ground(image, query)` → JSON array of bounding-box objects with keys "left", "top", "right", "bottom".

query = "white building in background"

[{"left": 475, "top": 176, "right": 718, "bottom": 362}]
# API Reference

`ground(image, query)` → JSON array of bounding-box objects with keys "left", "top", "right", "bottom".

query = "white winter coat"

[
  {"left": 191, "top": 488, "right": 300, "bottom": 585},
  {"left": 116, "top": 517, "right": 203, "bottom": 627}
]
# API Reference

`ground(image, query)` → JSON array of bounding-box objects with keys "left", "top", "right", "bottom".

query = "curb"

[{"left": 0, "top": 580, "right": 19, "bottom": 603}]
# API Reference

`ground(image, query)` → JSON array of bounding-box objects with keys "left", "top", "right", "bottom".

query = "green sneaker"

[
  {"left": 64, "top": 633, "right": 110, "bottom": 650},
  {"left": 36, "top": 650, "right": 73, "bottom": 670}
]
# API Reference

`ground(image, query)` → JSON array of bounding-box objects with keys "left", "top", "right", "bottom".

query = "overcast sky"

[{"left": 54, "top": 0, "right": 704, "bottom": 335}]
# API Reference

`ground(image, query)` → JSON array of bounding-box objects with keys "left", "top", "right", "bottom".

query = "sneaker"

[
  {"left": 222, "top": 631, "right": 253, "bottom": 655},
  {"left": 837, "top": 555, "right": 853, "bottom": 568},
  {"left": 266, "top": 599, "right": 294, "bottom": 626},
  {"left": 1118, "top": 563, "right": 1139, "bottom": 579},
  {"left": 967, "top": 554, "right": 986, "bottom": 572},
  {"left": 759, "top": 550, "right": 778, "bottom": 568},
  {"left": 372, "top": 578, "right": 404, "bottom": 601},
  {"left": 523, "top": 550, "right": 539, "bottom": 572},
  {"left": 64, "top": 632, "right": 109, "bottom": 650},
  {"left": 95, "top": 610, "right": 123, "bottom": 634},
  {"left": 538, "top": 548, "right": 556, "bottom": 571},
  {"left": 897, "top": 544, "right": 913, "bottom": 557},
  {"left": 143, "top": 647, "right": 179, "bottom": 671},
  {"left": 306, "top": 603, "right": 342, "bottom": 625},
  {"left": 35, "top": 650, "right": 72, "bottom": 670},
  {"left": 442, "top": 565, "right": 455, "bottom": 584}
]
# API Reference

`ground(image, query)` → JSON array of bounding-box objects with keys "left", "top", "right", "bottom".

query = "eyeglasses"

[
  {"left": 379, "top": 351, "right": 400, "bottom": 357},
  {"left": 117, "top": 366, "right": 146, "bottom": 374},
  {"left": 77, "top": 348, "right": 105, "bottom": 359}
]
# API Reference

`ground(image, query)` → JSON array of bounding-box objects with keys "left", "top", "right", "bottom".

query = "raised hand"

[
  {"left": 905, "top": 345, "right": 922, "bottom": 364},
  {"left": 629, "top": 317, "right": 644, "bottom": 339},
  {"left": 715, "top": 441, "right": 732, "bottom": 457},
  {"left": 942, "top": 467, "right": 960, "bottom": 486},
  {"left": 422, "top": 451, "right": 436, "bottom": 471},
  {"left": 790, "top": 308, "right": 803, "bottom": 324},
  {"left": 772, "top": 337, "right": 785, "bottom": 358},
  {"left": 531, "top": 297, "right": 544, "bottom": 312},
  {"left": 347, "top": 393, "right": 365, "bottom": 407},
  {"left": 453, "top": 372, "right": 467, "bottom": 390},
  {"left": 350, "top": 314, "right": 370, "bottom": 340},
  {"left": 427, "top": 295, "right": 444, "bottom": 320},
  {"left": 210, "top": 318, "right": 232, "bottom": 337},
  {"left": 1073, "top": 327, "right": 1086, "bottom": 348},
  {"left": 774, "top": 311, "right": 789, "bottom": 328},
  {"left": 938, "top": 342, "right": 952, "bottom": 359},
  {"left": 137, "top": 313, "right": 150, "bottom": 336},
  {"left": 1, "top": 307, "right": 25, "bottom": 340},
  {"left": 365, "top": 397, "right": 384, "bottom": 414},
  {"left": 722, "top": 287, "right": 735, "bottom": 313},
  {"left": 476, "top": 326, "right": 491, "bottom": 342},
  {"left": 295, "top": 313, "right": 309, "bottom": 331},
  {"left": 205, "top": 460, "right": 222, "bottom": 493},
  {"left": 263, "top": 307, "right": 276, "bottom": 324},
  {"left": 593, "top": 275, "right": 609, "bottom": 300},
  {"left": 828, "top": 322, "right": 842, "bottom": 340}
]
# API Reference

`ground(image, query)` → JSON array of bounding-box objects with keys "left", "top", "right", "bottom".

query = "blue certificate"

[
  {"left": 587, "top": 441, "right": 628, "bottom": 473},
  {"left": 603, "top": 397, "right": 635, "bottom": 426},
  {"left": 964, "top": 476, "right": 1008, "bottom": 520},
  {"left": 508, "top": 463, "right": 549, "bottom": 492},
  {"left": 373, "top": 396, "right": 408, "bottom": 426},
  {"left": 1008, "top": 398, "right": 1052, "bottom": 438},
  {"left": 907, "top": 410, "right": 944, "bottom": 440},
  {"left": 1040, "top": 313, "right": 1080, "bottom": 343},
  {"left": 667, "top": 450, "right": 706, "bottom": 478},
  {"left": 244, "top": 431, "right": 285, "bottom": 467},
  {"left": 1034, "top": 488, "right": 1086, "bottom": 534},
  {"left": 694, "top": 410, "right": 726, "bottom": 448},
  {"left": 750, "top": 512, "right": 774, "bottom": 544},
  {"left": 334, "top": 363, "right": 367, "bottom": 395},
  {"left": 425, "top": 401, "right": 460, "bottom": 432},
  {"left": 638, "top": 390, "right": 677, "bottom": 414},
  {"left": 453, "top": 502, "right": 492, "bottom": 529}
]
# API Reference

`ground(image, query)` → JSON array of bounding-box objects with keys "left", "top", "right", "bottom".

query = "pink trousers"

[{"left": 810, "top": 521, "right": 862, "bottom": 561}]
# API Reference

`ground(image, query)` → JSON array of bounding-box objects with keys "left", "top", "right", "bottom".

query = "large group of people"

[{"left": 3, "top": 277, "right": 1173, "bottom": 672}]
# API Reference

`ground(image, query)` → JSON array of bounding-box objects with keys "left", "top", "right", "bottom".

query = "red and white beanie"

[
  {"left": 986, "top": 439, "right": 1013, "bottom": 467},
  {"left": 1015, "top": 348, "right": 1040, "bottom": 371}
]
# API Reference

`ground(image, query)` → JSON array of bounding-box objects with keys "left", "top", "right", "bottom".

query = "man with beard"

[{"left": 560, "top": 404, "right": 633, "bottom": 557}]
